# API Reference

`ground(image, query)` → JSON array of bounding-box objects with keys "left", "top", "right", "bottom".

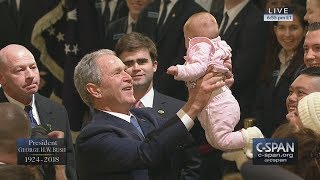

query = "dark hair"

[
  {"left": 0, "top": 165, "right": 43, "bottom": 180},
  {"left": 307, "top": 22, "right": 320, "bottom": 31},
  {"left": 299, "top": 67, "right": 320, "bottom": 77},
  {"left": 272, "top": 124, "right": 320, "bottom": 179},
  {"left": 273, "top": 4, "right": 307, "bottom": 27},
  {"left": 260, "top": 4, "right": 307, "bottom": 84},
  {"left": 114, "top": 32, "right": 158, "bottom": 62}
]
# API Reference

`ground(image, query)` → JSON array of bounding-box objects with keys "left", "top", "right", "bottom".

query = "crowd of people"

[{"left": 1, "top": 0, "right": 320, "bottom": 179}]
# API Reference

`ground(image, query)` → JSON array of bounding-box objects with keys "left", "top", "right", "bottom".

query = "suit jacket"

[
  {"left": 151, "top": 90, "right": 200, "bottom": 180},
  {"left": 0, "top": 89, "right": 77, "bottom": 180},
  {"left": 95, "top": 0, "right": 128, "bottom": 47},
  {"left": 152, "top": 90, "right": 185, "bottom": 121},
  {"left": 0, "top": 0, "right": 43, "bottom": 50},
  {"left": 136, "top": 0, "right": 205, "bottom": 101},
  {"left": 254, "top": 46, "right": 304, "bottom": 137},
  {"left": 0, "top": 0, "right": 55, "bottom": 70},
  {"left": 215, "top": 1, "right": 267, "bottom": 127},
  {"left": 76, "top": 108, "right": 194, "bottom": 180},
  {"left": 104, "top": 16, "right": 128, "bottom": 50}
]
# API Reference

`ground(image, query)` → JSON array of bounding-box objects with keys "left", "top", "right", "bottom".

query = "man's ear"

[
  {"left": 86, "top": 83, "right": 102, "bottom": 98},
  {"left": 153, "top": 60, "right": 158, "bottom": 72}
]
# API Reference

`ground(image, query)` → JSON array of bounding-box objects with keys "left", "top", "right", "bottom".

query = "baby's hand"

[{"left": 167, "top": 66, "right": 178, "bottom": 76}]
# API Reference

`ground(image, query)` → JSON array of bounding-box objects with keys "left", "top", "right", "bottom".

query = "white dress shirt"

[
  {"left": 139, "top": 87, "right": 155, "bottom": 108},
  {"left": 4, "top": 92, "right": 40, "bottom": 125},
  {"left": 102, "top": 0, "right": 118, "bottom": 21},
  {"left": 219, "top": 0, "right": 249, "bottom": 33},
  {"left": 158, "top": 0, "right": 178, "bottom": 24},
  {"left": 275, "top": 48, "right": 294, "bottom": 85},
  {"left": 126, "top": 14, "right": 136, "bottom": 34}
]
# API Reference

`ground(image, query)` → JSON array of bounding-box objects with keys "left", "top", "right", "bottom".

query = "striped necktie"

[{"left": 24, "top": 105, "right": 37, "bottom": 128}]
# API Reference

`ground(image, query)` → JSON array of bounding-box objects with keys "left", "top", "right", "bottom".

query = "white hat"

[{"left": 298, "top": 92, "right": 320, "bottom": 132}]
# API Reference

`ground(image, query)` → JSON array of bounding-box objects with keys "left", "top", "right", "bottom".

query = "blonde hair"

[{"left": 184, "top": 12, "right": 219, "bottom": 39}]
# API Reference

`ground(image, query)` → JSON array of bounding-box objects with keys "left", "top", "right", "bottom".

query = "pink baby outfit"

[
  {"left": 174, "top": 37, "right": 244, "bottom": 150},
  {"left": 175, "top": 36, "right": 231, "bottom": 83}
]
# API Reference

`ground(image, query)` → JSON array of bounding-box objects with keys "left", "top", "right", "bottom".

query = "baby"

[{"left": 167, "top": 12, "right": 263, "bottom": 157}]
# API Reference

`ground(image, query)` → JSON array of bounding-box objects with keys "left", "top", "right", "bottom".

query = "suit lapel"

[
  {"left": 222, "top": 17, "right": 241, "bottom": 40},
  {"left": 148, "top": 0, "right": 161, "bottom": 41},
  {"left": 221, "top": 2, "right": 250, "bottom": 40},
  {"left": 8, "top": 0, "right": 20, "bottom": 30},
  {"left": 112, "top": 0, "right": 122, "bottom": 21},
  {"left": 152, "top": 91, "right": 168, "bottom": 119},
  {"left": 131, "top": 108, "right": 159, "bottom": 136},
  {"left": 0, "top": 89, "right": 9, "bottom": 103},
  {"left": 212, "top": 3, "right": 223, "bottom": 23},
  {"left": 157, "top": 0, "right": 183, "bottom": 42},
  {"left": 122, "top": 17, "right": 128, "bottom": 33},
  {"left": 96, "top": 111, "right": 146, "bottom": 140},
  {"left": 136, "top": 117, "right": 153, "bottom": 137},
  {"left": 34, "top": 94, "right": 54, "bottom": 127}
]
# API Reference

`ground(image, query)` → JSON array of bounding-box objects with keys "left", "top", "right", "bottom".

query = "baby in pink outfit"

[{"left": 167, "top": 12, "right": 263, "bottom": 157}]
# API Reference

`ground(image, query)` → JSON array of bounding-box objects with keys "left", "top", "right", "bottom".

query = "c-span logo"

[{"left": 253, "top": 138, "right": 297, "bottom": 165}]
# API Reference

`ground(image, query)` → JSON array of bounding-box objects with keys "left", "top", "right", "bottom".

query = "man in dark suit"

[
  {"left": 104, "top": 0, "right": 152, "bottom": 50},
  {"left": 74, "top": 48, "right": 228, "bottom": 179},
  {"left": 115, "top": 32, "right": 201, "bottom": 179},
  {"left": 94, "top": 0, "right": 128, "bottom": 47},
  {"left": 0, "top": 0, "right": 60, "bottom": 96},
  {"left": 135, "top": 0, "right": 205, "bottom": 101},
  {"left": 0, "top": 44, "right": 77, "bottom": 180},
  {"left": 214, "top": 0, "right": 266, "bottom": 127}
]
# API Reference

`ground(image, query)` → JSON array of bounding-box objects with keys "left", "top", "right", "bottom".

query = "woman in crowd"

[{"left": 254, "top": 4, "right": 307, "bottom": 137}]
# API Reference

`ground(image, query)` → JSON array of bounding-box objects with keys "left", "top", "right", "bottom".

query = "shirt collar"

[
  {"left": 105, "top": 111, "right": 132, "bottom": 123},
  {"left": 4, "top": 92, "right": 35, "bottom": 110},
  {"left": 127, "top": 13, "right": 135, "bottom": 27},
  {"left": 223, "top": 0, "right": 249, "bottom": 24},
  {"left": 162, "top": 0, "right": 178, "bottom": 14},
  {"left": 278, "top": 48, "right": 294, "bottom": 65},
  {"left": 140, "top": 87, "right": 154, "bottom": 108},
  {"left": 162, "top": 0, "right": 177, "bottom": 5}
]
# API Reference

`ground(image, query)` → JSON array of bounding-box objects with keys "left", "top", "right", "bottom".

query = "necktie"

[
  {"left": 103, "top": 0, "right": 111, "bottom": 22},
  {"left": 10, "top": 0, "right": 18, "bottom": 12},
  {"left": 24, "top": 105, "right": 37, "bottom": 128},
  {"left": 131, "top": 22, "right": 136, "bottom": 31},
  {"left": 134, "top": 100, "right": 144, "bottom": 108},
  {"left": 130, "top": 116, "right": 144, "bottom": 137},
  {"left": 220, "top": 12, "right": 229, "bottom": 35},
  {"left": 158, "top": 0, "right": 170, "bottom": 25}
]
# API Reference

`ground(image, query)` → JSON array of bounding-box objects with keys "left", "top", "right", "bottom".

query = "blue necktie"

[
  {"left": 130, "top": 116, "right": 144, "bottom": 137},
  {"left": 24, "top": 105, "right": 37, "bottom": 128}
]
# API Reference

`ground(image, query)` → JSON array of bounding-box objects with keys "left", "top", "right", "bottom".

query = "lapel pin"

[
  {"left": 158, "top": 110, "right": 165, "bottom": 115},
  {"left": 234, "top": 22, "right": 239, "bottom": 25}
]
